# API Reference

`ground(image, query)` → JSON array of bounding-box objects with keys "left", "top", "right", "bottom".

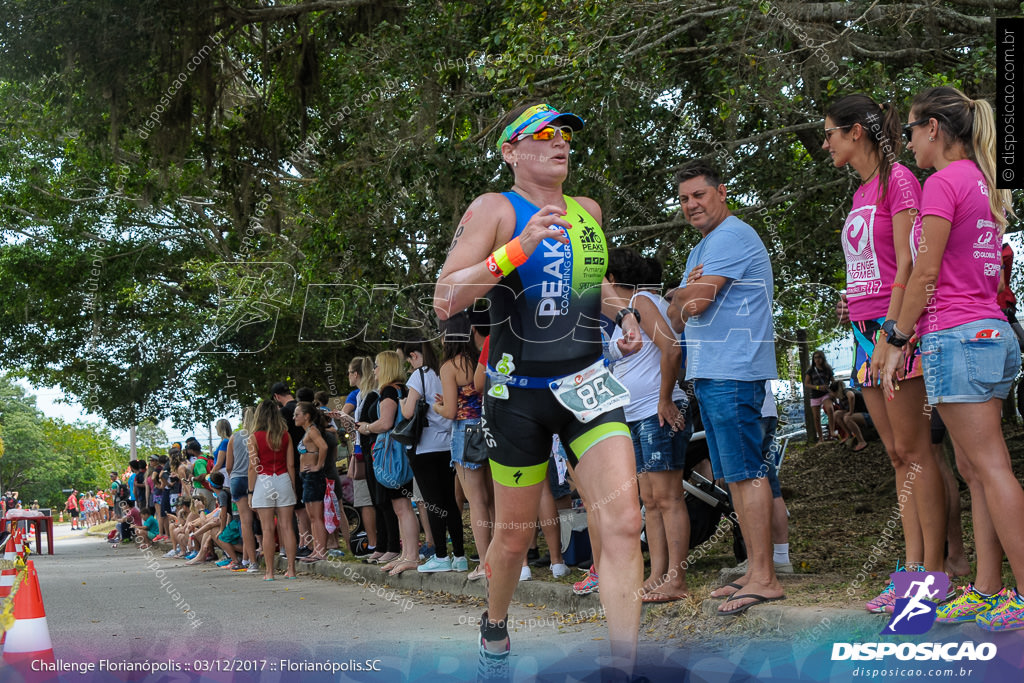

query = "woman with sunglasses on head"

[
  {"left": 880, "top": 87, "right": 1024, "bottom": 632},
  {"left": 355, "top": 351, "right": 422, "bottom": 576},
  {"left": 434, "top": 103, "right": 643, "bottom": 681},
  {"left": 822, "top": 94, "right": 949, "bottom": 613}
]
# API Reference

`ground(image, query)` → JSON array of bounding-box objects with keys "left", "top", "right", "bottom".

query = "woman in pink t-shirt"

[
  {"left": 881, "top": 86, "right": 1024, "bottom": 632},
  {"left": 823, "top": 94, "right": 948, "bottom": 612}
]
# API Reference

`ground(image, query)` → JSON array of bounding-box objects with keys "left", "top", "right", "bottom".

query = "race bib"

[{"left": 549, "top": 358, "right": 630, "bottom": 423}]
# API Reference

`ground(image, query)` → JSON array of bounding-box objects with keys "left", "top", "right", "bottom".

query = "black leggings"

[
  {"left": 365, "top": 455, "right": 401, "bottom": 554},
  {"left": 409, "top": 450, "right": 464, "bottom": 559}
]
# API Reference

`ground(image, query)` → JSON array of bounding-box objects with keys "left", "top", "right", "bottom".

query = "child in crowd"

[
  {"left": 133, "top": 506, "right": 160, "bottom": 549},
  {"left": 185, "top": 472, "right": 227, "bottom": 564}
]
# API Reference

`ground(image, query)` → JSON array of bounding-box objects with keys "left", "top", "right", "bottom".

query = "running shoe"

[
  {"left": 451, "top": 556, "right": 469, "bottom": 572},
  {"left": 229, "top": 562, "right": 247, "bottom": 572},
  {"left": 977, "top": 588, "right": 1024, "bottom": 632},
  {"left": 184, "top": 551, "right": 199, "bottom": 561},
  {"left": 865, "top": 561, "right": 906, "bottom": 613},
  {"left": 419, "top": 543, "right": 435, "bottom": 560},
  {"left": 215, "top": 558, "right": 233, "bottom": 567},
  {"left": 519, "top": 566, "right": 532, "bottom": 582},
  {"left": 572, "top": 566, "right": 599, "bottom": 595},
  {"left": 162, "top": 549, "right": 178, "bottom": 558},
  {"left": 936, "top": 585, "right": 1004, "bottom": 624},
  {"left": 419, "top": 554, "right": 453, "bottom": 573},
  {"left": 477, "top": 613, "right": 510, "bottom": 682},
  {"left": 246, "top": 564, "right": 260, "bottom": 574}
]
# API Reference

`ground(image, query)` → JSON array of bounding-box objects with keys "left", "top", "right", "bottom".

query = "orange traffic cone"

[
  {"left": 0, "top": 533, "right": 18, "bottom": 598},
  {"left": 58, "top": 512, "right": 63, "bottom": 524},
  {"left": 1, "top": 560, "right": 55, "bottom": 669}
]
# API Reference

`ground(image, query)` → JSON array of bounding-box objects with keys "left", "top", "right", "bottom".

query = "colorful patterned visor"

[{"left": 496, "top": 103, "right": 585, "bottom": 152}]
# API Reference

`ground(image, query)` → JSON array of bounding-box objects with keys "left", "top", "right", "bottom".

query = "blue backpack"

[{"left": 371, "top": 385, "right": 414, "bottom": 489}]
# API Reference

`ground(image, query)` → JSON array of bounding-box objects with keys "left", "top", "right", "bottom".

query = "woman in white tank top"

[{"left": 607, "top": 248, "right": 693, "bottom": 603}]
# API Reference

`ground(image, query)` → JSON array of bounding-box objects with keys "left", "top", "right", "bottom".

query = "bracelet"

[
  {"left": 891, "top": 282, "right": 907, "bottom": 291},
  {"left": 891, "top": 322, "right": 911, "bottom": 340},
  {"left": 487, "top": 237, "right": 529, "bottom": 278},
  {"left": 247, "top": 490, "right": 254, "bottom": 495}
]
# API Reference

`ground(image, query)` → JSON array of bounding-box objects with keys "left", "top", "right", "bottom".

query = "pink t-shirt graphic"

[
  {"left": 920, "top": 159, "right": 1005, "bottom": 334},
  {"left": 842, "top": 163, "right": 922, "bottom": 321}
]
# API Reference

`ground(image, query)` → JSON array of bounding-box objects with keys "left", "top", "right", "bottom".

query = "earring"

[
  {"left": 513, "top": 161, "right": 518, "bottom": 168},
  {"left": 928, "top": 136, "right": 935, "bottom": 142}
]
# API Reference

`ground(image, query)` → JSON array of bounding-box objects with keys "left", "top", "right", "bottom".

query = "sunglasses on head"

[
  {"left": 903, "top": 119, "right": 929, "bottom": 143},
  {"left": 515, "top": 125, "right": 573, "bottom": 143}
]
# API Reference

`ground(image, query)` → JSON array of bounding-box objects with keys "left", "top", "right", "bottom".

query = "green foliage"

[
  {"left": 0, "top": 375, "right": 126, "bottom": 508},
  {"left": 0, "top": 0, "right": 1014, "bottom": 428}
]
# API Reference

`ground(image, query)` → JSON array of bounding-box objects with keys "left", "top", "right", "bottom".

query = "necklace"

[{"left": 857, "top": 164, "right": 880, "bottom": 197}]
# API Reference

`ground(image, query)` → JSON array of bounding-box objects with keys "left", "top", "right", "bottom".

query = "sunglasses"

[
  {"left": 822, "top": 125, "right": 851, "bottom": 143},
  {"left": 515, "top": 125, "right": 573, "bottom": 143},
  {"left": 903, "top": 119, "right": 929, "bottom": 143}
]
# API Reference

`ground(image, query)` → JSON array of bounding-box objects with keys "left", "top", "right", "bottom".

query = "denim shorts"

[
  {"left": 694, "top": 379, "right": 767, "bottom": 485},
  {"left": 301, "top": 470, "right": 327, "bottom": 504},
  {"left": 629, "top": 400, "right": 693, "bottom": 474},
  {"left": 450, "top": 418, "right": 484, "bottom": 471},
  {"left": 920, "top": 319, "right": 1020, "bottom": 405},
  {"left": 229, "top": 477, "right": 248, "bottom": 503},
  {"left": 759, "top": 417, "right": 782, "bottom": 499}
]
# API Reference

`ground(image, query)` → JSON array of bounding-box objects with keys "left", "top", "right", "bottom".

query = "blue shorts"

[
  {"left": 694, "top": 379, "right": 767, "bottom": 485},
  {"left": 230, "top": 477, "right": 248, "bottom": 503},
  {"left": 920, "top": 319, "right": 1020, "bottom": 405},
  {"left": 450, "top": 418, "right": 484, "bottom": 471},
  {"left": 759, "top": 416, "right": 782, "bottom": 499},
  {"left": 629, "top": 400, "right": 692, "bottom": 474}
]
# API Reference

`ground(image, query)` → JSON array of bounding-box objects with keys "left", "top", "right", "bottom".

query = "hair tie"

[{"left": 968, "top": 99, "right": 976, "bottom": 111}]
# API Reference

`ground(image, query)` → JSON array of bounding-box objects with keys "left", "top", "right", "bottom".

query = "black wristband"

[
  {"left": 615, "top": 307, "right": 641, "bottom": 328},
  {"left": 247, "top": 490, "right": 254, "bottom": 495}
]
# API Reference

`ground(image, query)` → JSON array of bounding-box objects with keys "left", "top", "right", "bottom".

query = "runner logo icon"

[{"left": 883, "top": 571, "right": 949, "bottom": 635}]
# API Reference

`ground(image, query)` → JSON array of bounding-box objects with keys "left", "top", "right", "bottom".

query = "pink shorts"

[{"left": 809, "top": 395, "right": 828, "bottom": 408}]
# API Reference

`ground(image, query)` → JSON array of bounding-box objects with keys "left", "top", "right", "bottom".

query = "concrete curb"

[
  {"left": 136, "top": 538, "right": 877, "bottom": 632},
  {"left": 273, "top": 554, "right": 603, "bottom": 614}
]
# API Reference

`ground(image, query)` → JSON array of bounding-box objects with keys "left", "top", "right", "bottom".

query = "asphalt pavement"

[{"left": 21, "top": 525, "right": 618, "bottom": 682}]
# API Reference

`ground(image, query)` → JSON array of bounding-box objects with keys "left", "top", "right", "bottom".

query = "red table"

[{"left": 1, "top": 513, "right": 54, "bottom": 555}]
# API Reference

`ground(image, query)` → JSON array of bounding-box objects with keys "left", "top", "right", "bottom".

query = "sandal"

[
  {"left": 388, "top": 559, "right": 419, "bottom": 576},
  {"left": 710, "top": 582, "right": 744, "bottom": 599},
  {"left": 374, "top": 551, "right": 399, "bottom": 566}
]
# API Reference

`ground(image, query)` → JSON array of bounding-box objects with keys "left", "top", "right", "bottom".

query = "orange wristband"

[
  {"left": 505, "top": 237, "right": 528, "bottom": 268},
  {"left": 891, "top": 282, "right": 906, "bottom": 291}
]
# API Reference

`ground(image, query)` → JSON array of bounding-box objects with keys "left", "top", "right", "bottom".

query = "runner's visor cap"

[{"left": 496, "top": 103, "right": 584, "bottom": 152}]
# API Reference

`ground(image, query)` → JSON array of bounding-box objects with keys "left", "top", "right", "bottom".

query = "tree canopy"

[
  {"left": 0, "top": 0, "right": 1017, "bottom": 428},
  {"left": 0, "top": 375, "right": 126, "bottom": 507}
]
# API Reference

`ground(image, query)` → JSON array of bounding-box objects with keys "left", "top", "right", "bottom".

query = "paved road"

[{"left": 26, "top": 526, "right": 620, "bottom": 682}]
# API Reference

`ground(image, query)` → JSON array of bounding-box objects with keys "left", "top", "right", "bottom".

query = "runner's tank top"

[{"left": 486, "top": 191, "right": 608, "bottom": 379}]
